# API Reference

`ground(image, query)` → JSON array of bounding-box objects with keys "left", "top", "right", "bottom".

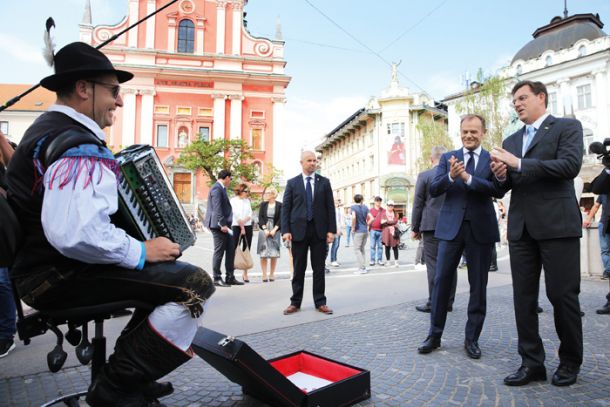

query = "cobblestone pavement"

[{"left": 1, "top": 280, "right": 608, "bottom": 407}]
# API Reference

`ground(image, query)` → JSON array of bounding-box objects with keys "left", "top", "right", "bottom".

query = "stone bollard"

[{"left": 581, "top": 223, "right": 603, "bottom": 278}]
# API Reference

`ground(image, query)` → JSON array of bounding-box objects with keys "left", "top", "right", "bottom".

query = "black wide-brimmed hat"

[{"left": 40, "top": 42, "right": 133, "bottom": 91}]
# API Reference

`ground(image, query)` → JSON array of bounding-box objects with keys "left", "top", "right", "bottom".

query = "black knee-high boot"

[{"left": 86, "top": 319, "right": 192, "bottom": 407}]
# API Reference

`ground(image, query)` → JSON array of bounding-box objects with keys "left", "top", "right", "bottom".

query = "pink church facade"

[{"left": 79, "top": 0, "right": 290, "bottom": 208}]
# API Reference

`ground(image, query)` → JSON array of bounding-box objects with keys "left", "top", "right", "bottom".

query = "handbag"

[
  {"left": 234, "top": 235, "right": 253, "bottom": 270},
  {"left": 392, "top": 226, "right": 402, "bottom": 240}
]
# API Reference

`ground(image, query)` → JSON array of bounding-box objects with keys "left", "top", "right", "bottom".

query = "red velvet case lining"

[{"left": 270, "top": 352, "right": 361, "bottom": 384}]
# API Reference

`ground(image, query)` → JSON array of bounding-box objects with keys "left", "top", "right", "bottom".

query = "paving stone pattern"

[{"left": 1, "top": 281, "right": 608, "bottom": 407}]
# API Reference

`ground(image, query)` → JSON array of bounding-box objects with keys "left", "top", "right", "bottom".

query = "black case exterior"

[{"left": 192, "top": 328, "right": 371, "bottom": 407}]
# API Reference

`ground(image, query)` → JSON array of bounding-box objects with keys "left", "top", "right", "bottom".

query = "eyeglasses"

[
  {"left": 88, "top": 80, "right": 121, "bottom": 99},
  {"left": 512, "top": 93, "right": 532, "bottom": 106}
]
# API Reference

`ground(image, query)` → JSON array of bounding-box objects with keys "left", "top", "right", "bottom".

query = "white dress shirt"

[
  {"left": 448, "top": 145, "right": 482, "bottom": 186},
  {"left": 230, "top": 196, "right": 253, "bottom": 226},
  {"left": 302, "top": 172, "right": 315, "bottom": 196},
  {"left": 518, "top": 112, "right": 550, "bottom": 171},
  {"left": 41, "top": 105, "right": 143, "bottom": 269}
]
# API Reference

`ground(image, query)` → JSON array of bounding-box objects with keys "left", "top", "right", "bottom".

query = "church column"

[
  {"left": 212, "top": 93, "right": 226, "bottom": 141},
  {"left": 139, "top": 90, "right": 156, "bottom": 145},
  {"left": 128, "top": 0, "right": 139, "bottom": 48},
  {"left": 228, "top": 94, "right": 243, "bottom": 140},
  {"left": 121, "top": 88, "right": 137, "bottom": 146},
  {"left": 231, "top": 1, "right": 243, "bottom": 55},
  {"left": 196, "top": 17, "right": 205, "bottom": 54},
  {"left": 167, "top": 16, "right": 176, "bottom": 52},
  {"left": 272, "top": 96, "right": 286, "bottom": 170},
  {"left": 145, "top": 0, "right": 156, "bottom": 49},
  {"left": 594, "top": 69, "right": 608, "bottom": 139},
  {"left": 557, "top": 78, "right": 571, "bottom": 116},
  {"left": 216, "top": 1, "right": 226, "bottom": 54}
]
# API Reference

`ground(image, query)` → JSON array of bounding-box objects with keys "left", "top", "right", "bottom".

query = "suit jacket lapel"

[
  {"left": 476, "top": 150, "right": 489, "bottom": 176},
  {"left": 313, "top": 175, "right": 322, "bottom": 202},
  {"left": 516, "top": 126, "right": 525, "bottom": 158},
  {"left": 524, "top": 115, "right": 555, "bottom": 156}
]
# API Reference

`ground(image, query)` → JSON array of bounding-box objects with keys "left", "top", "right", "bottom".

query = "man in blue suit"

[
  {"left": 204, "top": 170, "right": 243, "bottom": 287},
  {"left": 418, "top": 114, "right": 504, "bottom": 359},
  {"left": 281, "top": 150, "right": 336, "bottom": 315}
]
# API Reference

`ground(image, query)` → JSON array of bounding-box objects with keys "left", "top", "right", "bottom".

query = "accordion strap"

[{"left": 43, "top": 127, "right": 104, "bottom": 168}]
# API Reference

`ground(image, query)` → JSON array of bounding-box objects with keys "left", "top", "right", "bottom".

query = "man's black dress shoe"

[
  {"left": 536, "top": 306, "right": 543, "bottom": 313},
  {"left": 417, "top": 336, "right": 440, "bottom": 354},
  {"left": 214, "top": 279, "right": 231, "bottom": 287},
  {"left": 551, "top": 364, "right": 579, "bottom": 386},
  {"left": 597, "top": 302, "right": 610, "bottom": 314},
  {"left": 504, "top": 365, "right": 546, "bottom": 386},
  {"left": 226, "top": 277, "right": 244, "bottom": 286},
  {"left": 415, "top": 304, "right": 432, "bottom": 313},
  {"left": 464, "top": 340, "right": 481, "bottom": 359}
]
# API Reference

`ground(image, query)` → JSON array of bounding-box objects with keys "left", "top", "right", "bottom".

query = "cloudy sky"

[{"left": 0, "top": 0, "right": 608, "bottom": 175}]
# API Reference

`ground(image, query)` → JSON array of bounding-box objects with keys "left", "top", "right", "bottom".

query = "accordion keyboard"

[{"left": 114, "top": 145, "right": 196, "bottom": 251}]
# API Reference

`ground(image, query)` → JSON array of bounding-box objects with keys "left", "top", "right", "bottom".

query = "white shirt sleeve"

[{"left": 41, "top": 157, "right": 143, "bottom": 269}]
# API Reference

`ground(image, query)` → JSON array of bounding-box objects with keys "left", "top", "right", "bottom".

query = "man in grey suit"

[
  {"left": 492, "top": 80, "right": 583, "bottom": 387},
  {"left": 411, "top": 146, "right": 457, "bottom": 313},
  {"left": 204, "top": 170, "right": 243, "bottom": 287}
]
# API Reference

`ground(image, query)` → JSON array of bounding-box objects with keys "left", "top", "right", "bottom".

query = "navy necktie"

[
  {"left": 465, "top": 151, "right": 475, "bottom": 175},
  {"left": 306, "top": 176, "right": 313, "bottom": 221}
]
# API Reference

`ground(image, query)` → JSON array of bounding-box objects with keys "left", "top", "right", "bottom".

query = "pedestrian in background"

[
  {"left": 0, "top": 130, "right": 16, "bottom": 358},
  {"left": 351, "top": 194, "right": 370, "bottom": 274},
  {"left": 367, "top": 196, "right": 385, "bottom": 266},
  {"left": 205, "top": 170, "right": 242, "bottom": 286},
  {"left": 329, "top": 198, "right": 343, "bottom": 267},
  {"left": 257, "top": 187, "right": 282, "bottom": 282},
  {"left": 344, "top": 207, "right": 353, "bottom": 247},
  {"left": 381, "top": 200, "right": 400, "bottom": 267},
  {"left": 230, "top": 184, "right": 253, "bottom": 282},
  {"left": 583, "top": 196, "right": 610, "bottom": 280},
  {"left": 411, "top": 145, "right": 457, "bottom": 313}
]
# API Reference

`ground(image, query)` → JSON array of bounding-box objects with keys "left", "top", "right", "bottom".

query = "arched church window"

[
  {"left": 545, "top": 55, "right": 553, "bottom": 67},
  {"left": 177, "top": 19, "right": 195, "bottom": 53}
]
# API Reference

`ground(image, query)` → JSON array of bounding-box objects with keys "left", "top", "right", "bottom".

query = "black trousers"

[
  {"left": 211, "top": 228, "right": 235, "bottom": 280},
  {"left": 422, "top": 231, "right": 457, "bottom": 307},
  {"left": 509, "top": 227, "right": 582, "bottom": 368},
  {"left": 429, "top": 222, "right": 493, "bottom": 341},
  {"left": 232, "top": 225, "right": 253, "bottom": 250},
  {"left": 290, "top": 221, "right": 327, "bottom": 308},
  {"left": 21, "top": 261, "right": 213, "bottom": 312}
]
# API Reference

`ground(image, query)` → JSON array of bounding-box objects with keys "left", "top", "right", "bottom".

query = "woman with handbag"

[
  {"left": 257, "top": 187, "right": 282, "bottom": 282},
  {"left": 381, "top": 200, "right": 401, "bottom": 267},
  {"left": 230, "top": 184, "right": 254, "bottom": 282}
]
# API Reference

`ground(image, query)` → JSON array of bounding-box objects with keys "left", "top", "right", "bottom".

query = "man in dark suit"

[
  {"left": 591, "top": 169, "right": 610, "bottom": 315},
  {"left": 411, "top": 145, "right": 457, "bottom": 313},
  {"left": 281, "top": 150, "right": 336, "bottom": 315},
  {"left": 491, "top": 80, "right": 583, "bottom": 387},
  {"left": 204, "top": 170, "right": 243, "bottom": 287},
  {"left": 418, "top": 114, "right": 504, "bottom": 359}
]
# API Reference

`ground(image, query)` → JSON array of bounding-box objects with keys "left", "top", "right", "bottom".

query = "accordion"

[{"left": 112, "top": 144, "right": 196, "bottom": 252}]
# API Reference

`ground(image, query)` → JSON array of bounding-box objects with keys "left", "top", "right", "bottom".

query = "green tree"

[
  {"left": 416, "top": 115, "right": 453, "bottom": 170},
  {"left": 455, "top": 69, "right": 510, "bottom": 150},
  {"left": 177, "top": 139, "right": 256, "bottom": 190}
]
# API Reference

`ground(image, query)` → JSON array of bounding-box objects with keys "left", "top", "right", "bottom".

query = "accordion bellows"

[{"left": 112, "top": 145, "right": 196, "bottom": 252}]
